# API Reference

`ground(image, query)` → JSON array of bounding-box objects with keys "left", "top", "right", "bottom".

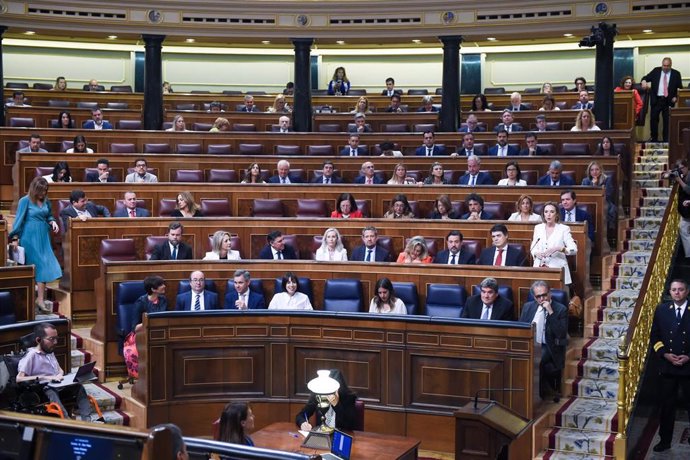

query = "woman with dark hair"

[
  {"left": 219, "top": 402, "right": 255, "bottom": 446},
  {"left": 539, "top": 95, "right": 560, "bottom": 111},
  {"left": 471, "top": 94, "right": 490, "bottom": 111},
  {"left": 331, "top": 193, "right": 363, "bottom": 218},
  {"left": 66, "top": 135, "right": 93, "bottom": 153},
  {"left": 296, "top": 369, "right": 358, "bottom": 431},
  {"left": 11, "top": 177, "right": 61, "bottom": 311},
  {"left": 7, "top": 235, "right": 25, "bottom": 265},
  {"left": 384, "top": 194, "right": 415, "bottom": 219},
  {"left": 171, "top": 191, "right": 203, "bottom": 217},
  {"left": 241, "top": 163, "right": 265, "bottom": 184},
  {"left": 595, "top": 136, "right": 615, "bottom": 156},
  {"left": 327, "top": 67, "right": 350, "bottom": 95},
  {"left": 423, "top": 162, "right": 448, "bottom": 185},
  {"left": 369, "top": 278, "right": 406, "bottom": 314},
  {"left": 615, "top": 75, "right": 643, "bottom": 117},
  {"left": 430, "top": 194, "right": 458, "bottom": 220},
  {"left": 43, "top": 161, "right": 72, "bottom": 183},
  {"left": 54, "top": 76, "right": 67, "bottom": 91},
  {"left": 498, "top": 161, "right": 526, "bottom": 186},
  {"left": 268, "top": 272, "right": 312, "bottom": 310},
  {"left": 57, "top": 111, "right": 73, "bottom": 128}
]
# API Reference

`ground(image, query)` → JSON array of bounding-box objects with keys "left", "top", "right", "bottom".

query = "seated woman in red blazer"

[{"left": 330, "top": 193, "right": 363, "bottom": 219}]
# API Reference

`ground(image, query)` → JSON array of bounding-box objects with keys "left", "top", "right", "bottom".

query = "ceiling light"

[
  {"left": 107, "top": 35, "right": 118, "bottom": 40},
  {"left": 24, "top": 31, "right": 36, "bottom": 35},
  {"left": 185, "top": 38, "right": 195, "bottom": 43},
  {"left": 563, "top": 33, "right": 573, "bottom": 37},
  {"left": 261, "top": 40, "right": 271, "bottom": 45},
  {"left": 336, "top": 40, "right": 345, "bottom": 45},
  {"left": 412, "top": 39, "right": 422, "bottom": 44},
  {"left": 486, "top": 37, "right": 497, "bottom": 41},
  {"left": 642, "top": 29, "right": 653, "bottom": 33}
]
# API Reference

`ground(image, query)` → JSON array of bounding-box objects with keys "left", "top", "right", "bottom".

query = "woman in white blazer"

[
  {"left": 203, "top": 230, "right": 241, "bottom": 261},
  {"left": 530, "top": 202, "right": 578, "bottom": 285},
  {"left": 314, "top": 227, "right": 348, "bottom": 261}
]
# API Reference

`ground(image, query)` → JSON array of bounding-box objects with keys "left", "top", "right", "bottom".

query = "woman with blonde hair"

[
  {"left": 166, "top": 114, "right": 187, "bottom": 132},
  {"left": 171, "top": 191, "right": 203, "bottom": 217},
  {"left": 315, "top": 227, "right": 348, "bottom": 261},
  {"left": 571, "top": 109, "right": 600, "bottom": 132},
  {"left": 396, "top": 236, "right": 432, "bottom": 264},
  {"left": 351, "top": 96, "right": 371, "bottom": 114},
  {"left": 582, "top": 160, "right": 616, "bottom": 229},
  {"left": 508, "top": 194, "right": 542, "bottom": 222},
  {"left": 203, "top": 230, "right": 241, "bottom": 260},
  {"left": 210, "top": 117, "right": 230, "bottom": 132},
  {"left": 387, "top": 163, "right": 416, "bottom": 184},
  {"left": 266, "top": 94, "right": 292, "bottom": 114}
]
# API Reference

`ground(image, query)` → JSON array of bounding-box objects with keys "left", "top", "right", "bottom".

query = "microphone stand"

[{"left": 474, "top": 388, "right": 524, "bottom": 410}]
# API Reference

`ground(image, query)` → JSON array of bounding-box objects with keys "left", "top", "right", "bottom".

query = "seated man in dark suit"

[
  {"left": 354, "top": 161, "right": 384, "bottom": 184},
  {"left": 537, "top": 160, "right": 575, "bottom": 187},
  {"left": 415, "top": 131, "right": 446, "bottom": 156},
  {"left": 534, "top": 115, "right": 556, "bottom": 133},
  {"left": 310, "top": 160, "right": 343, "bottom": 184},
  {"left": 460, "top": 193, "right": 494, "bottom": 221},
  {"left": 351, "top": 226, "right": 391, "bottom": 262},
  {"left": 385, "top": 94, "right": 406, "bottom": 113},
  {"left": 487, "top": 130, "right": 519, "bottom": 156},
  {"left": 478, "top": 224, "right": 527, "bottom": 267},
  {"left": 240, "top": 94, "right": 259, "bottom": 112},
  {"left": 82, "top": 108, "right": 113, "bottom": 130},
  {"left": 518, "top": 280, "right": 568, "bottom": 402},
  {"left": 86, "top": 158, "right": 117, "bottom": 183},
  {"left": 150, "top": 222, "right": 193, "bottom": 260},
  {"left": 457, "top": 114, "right": 486, "bottom": 133},
  {"left": 340, "top": 134, "right": 368, "bottom": 156},
  {"left": 112, "top": 191, "right": 150, "bottom": 217},
  {"left": 519, "top": 132, "right": 547, "bottom": 156},
  {"left": 434, "top": 230, "right": 476, "bottom": 265},
  {"left": 348, "top": 113, "right": 372, "bottom": 134},
  {"left": 381, "top": 77, "right": 402, "bottom": 97},
  {"left": 453, "top": 133, "right": 481, "bottom": 157},
  {"left": 416, "top": 95, "right": 439, "bottom": 112},
  {"left": 493, "top": 109, "right": 523, "bottom": 133},
  {"left": 60, "top": 189, "right": 111, "bottom": 230},
  {"left": 560, "top": 190, "right": 595, "bottom": 242},
  {"left": 175, "top": 270, "right": 219, "bottom": 311},
  {"left": 571, "top": 90, "right": 594, "bottom": 110},
  {"left": 259, "top": 230, "right": 298, "bottom": 260},
  {"left": 461, "top": 277, "right": 514, "bottom": 321},
  {"left": 223, "top": 269, "right": 266, "bottom": 310},
  {"left": 458, "top": 155, "right": 495, "bottom": 185},
  {"left": 506, "top": 91, "right": 529, "bottom": 111},
  {"left": 268, "top": 159, "right": 302, "bottom": 184}
]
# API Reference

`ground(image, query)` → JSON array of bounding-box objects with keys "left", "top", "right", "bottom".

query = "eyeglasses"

[
  {"left": 534, "top": 292, "right": 549, "bottom": 299},
  {"left": 43, "top": 336, "right": 59, "bottom": 343},
  {"left": 135, "top": 163, "right": 147, "bottom": 168}
]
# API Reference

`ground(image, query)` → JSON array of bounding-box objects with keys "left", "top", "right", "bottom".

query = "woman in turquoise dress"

[{"left": 10, "top": 177, "right": 62, "bottom": 311}]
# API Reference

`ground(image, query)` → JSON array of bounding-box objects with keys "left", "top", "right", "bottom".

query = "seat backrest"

[
  {"left": 175, "top": 103, "right": 197, "bottom": 110},
  {"left": 295, "top": 199, "right": 328, "bottom": 218},
  {"left": 6, "top": 82, "right": 29, "bottom": 89},
  {"left": 471, "top": 285, "right": 514, "bottom": 306},
  {"left": 484, "top": 87, "right": 506, "bottom": 94},
  {"left": 413, "top": 123, "right": 437, "bottom": 133},
  {"left": 176, "top": 144, "right": 202, "bottom": 154},
  {"left": 190, "top": 122, "right": 212, "bottom": 132},
  {"left": 273, "top": 277, "right": 314, "bottom": 305},
  {"left": 354, "top": 400, "right": 365, "bottom": 431},
  {"left": 110, "top": 143, "right": 137, "bottom": 153},
  {"left": 274, "top": 145, "right": 301, "bottom": 155},
  {"left": 116, "top": 120, "right": 142, "bottom": 130},
  {"left": 252, "top": 199, "right": 285, "bottom": 217},
  {"left": 207, "top": 144, "right": 233, "bottom": 155},
  {"left": 317, "top": 123, "right": 342, "bottom": 133},
  {"left": 201, "top": 198, "right": 231, "bottom": 217},
  {"left": 232, "top": 123, "right": 257, "bottom": 132},
  {"left": 561, "top": 143, "right": 590, "bottom": 156},
  {"left": 106, "top": 102, "right": 129, "bottom": 110},
  {"left": 9, "top": 117, "right": 35, "bottom": 128},
  {"left": 307, "top": 145, "right": 334, "bottom": 156},
  {"left": 545, "top": 122, "right": 561, "bottom": 131},
  {"left": 451, "top": 200, "right": 467, "bottom": 217},
  {"left": 238, "top": 144, "right": 264, "bottom": 155},
  {"left": 483, "top": 202, "right": 506, "bottom": 220},
  {"left": 34, "top": 166, "right": 54, "bottom": 178},
  {"left": 323, "top": 279, "right": 363, "bottom": 312},
  {"left": 76, "top": 101, "right": 99, "bottom": 109},
  {"left": 110, "top": 85, "right": 133, "bottom": 92},
  {"left": 116, "top": 281, "right": 147, "bottom": 338},
  {"left": 48, "top": 99, "right": 70, "bottom": 107},
  {"left": 407, "top": 88, "right": 429, "bottom": 95},
  {"left": 425, "top": 284, "right": 467, "bottom": 317},
  {"left": 382, "top": 123, "right": 409, "bottom": 133},
  {"left": 507, "top": 243, "right": 527, "bottom": 266},
  {"left": 536, "top": 143, "right": 554, "bottom": 155},
  {"left": 178, "top": 279, "right": 218, "bottom": 294},
  {"left": 520, "top": 170, "right": 539, "bottom": 185},
  {"left": 355, "top": 200, "right": 370, "bottom": 218},
  {"left": 391, "top": 282, "right": 419, "bottom": 315},
  {"left": 523, "top": 87, "right": 540, "bottom": 94},
  {"left": 145, "top": 236, "right": 168, "bottom": 260},
  {"left": 100, "top": 238, "right": 137, "bottom": 262},
  {"left": 472, "top": 143, "right": 487, "bottom": 155},
  {"left": 158, "top": 199, "right": 177, "bottom": 217},
  {"left": 173, "top": 169, "right": 204, "bottom": 182},
  {"left": 207, "top": 169, "right": 238, "bottom": 183},
  {"left": 143, "top": 143, "right": 170, "bottom": 154},
  {"left": 461, "top": 240, "right": 482, "bottom": 260},
  {"left": 0, "top": 291, "right": 16, "bottom": 326},
  {"left": 60, "top": 140, "right": 74, "bottom": 152}
]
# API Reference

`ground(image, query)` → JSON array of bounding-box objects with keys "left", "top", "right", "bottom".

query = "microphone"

[
  {"left": 529, "top": 237, "right": 541, "bottom": 253},
  {"left": 474, "top": 387, "right": 524, "bottom": 409}
]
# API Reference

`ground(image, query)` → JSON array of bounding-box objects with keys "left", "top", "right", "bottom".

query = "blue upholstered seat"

[
  {"left": 323, "top": 279, "right": 363, "bottom": 313},
  {"left": 425, "top": 284, "right": 468, "bottom": 318},
  {"left": 391, "top": 282, "right": 419, "bottom": 315}
]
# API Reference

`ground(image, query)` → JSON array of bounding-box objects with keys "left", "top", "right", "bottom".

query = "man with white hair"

[
  {"left": 268, "top": 159, "right": 301, "bottom": 184},
  {"left": 506, "top": 92, "right": 528, "bottom": 111}
]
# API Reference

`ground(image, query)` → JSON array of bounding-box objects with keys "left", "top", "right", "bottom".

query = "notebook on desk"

[
  {"left": 320, "top": 430, "right": 353, "bottom": 460},
  {"left": 45, "top": 361, "right": 96, "bottom": 388}
]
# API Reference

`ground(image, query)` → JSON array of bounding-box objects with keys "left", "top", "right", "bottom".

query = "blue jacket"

[
  {"left": 175, "top": 290, "right": 219, "bottom": 311},
  {"left": 458, "top": 172, "right": 494, "bottom": 185},
  {"left": 223, "top": 290, "right": 266, "bottom": 310},
  {"left": 82, "top": 120, "right": 113, "bottom": 130},
  {"left": 487, "top": 145, "right": 520, "bottom": 156},
  {"left": 415, "top": 145, "right": 447, "bottom": 156},
  {"left": 560, "top": 207, "right": 595, "bottom": 242},
  {"left": 536, "top": 174, "right": 575, "bottom": 187}
]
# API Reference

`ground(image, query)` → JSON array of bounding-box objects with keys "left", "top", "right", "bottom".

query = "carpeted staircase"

[{"left": 539, "top": 143, "right": 670, "bottom": 459}]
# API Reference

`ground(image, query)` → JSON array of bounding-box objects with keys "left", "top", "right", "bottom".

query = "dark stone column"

[
  {"left": 0, "top": 26, "right": 8, "bottom": 127},
  {"left": 439, "top": 35, "right": 463, "bottom": 132},
  {"left": 142, "top": 34, "right": 165, "bottom": 130},
  {"left": 592, "top": 23, "right": 617, "bottom": 129},
  {"left": 291, "top": 38, "right": 313, "bottom": 132}
]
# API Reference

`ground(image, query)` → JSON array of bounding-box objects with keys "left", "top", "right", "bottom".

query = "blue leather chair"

[
  {"left": 178, "top": 280, "right": 218, "bottom": 294},
  {"left": 472, "top": 285, "right": 514, "bottom": 306},
  {"left": 391, "top": 282, "right": 419, "bottom": 315},
  {"left": 323, "top": 279, "right": 363, "bottom": 313},
  {"left": 274, "top": 278, "right": 314, "bottom": 305},
  {"left": 115, "top": 281, "right": 146, "bottom": 354},
  {"left": 0, "top": 292, "right": 16, "bottom": 325},
  {"left": 425, "top": 284, "right": 468, "bottom": 318}
]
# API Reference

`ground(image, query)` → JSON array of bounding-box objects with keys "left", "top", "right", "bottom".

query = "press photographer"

[{"left": 668, "top": 159, "right": 690, "bottom": 260}]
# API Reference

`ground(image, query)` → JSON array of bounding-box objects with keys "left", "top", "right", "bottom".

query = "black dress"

[{"left": 295, "top": 392, "right": 357, "bottom": 430}]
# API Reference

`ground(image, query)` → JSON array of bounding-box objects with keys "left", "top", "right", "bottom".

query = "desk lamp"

[{"left": 307, "top": 370, "right": 340, "bottom": 434}]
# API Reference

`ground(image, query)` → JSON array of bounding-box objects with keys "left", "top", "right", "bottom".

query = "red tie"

[
  {"left": 494, "top": 248, "right": 503, "bottom": 266},
  {"left": 129, "top": 209, "right": 135, "bottom": 218}
]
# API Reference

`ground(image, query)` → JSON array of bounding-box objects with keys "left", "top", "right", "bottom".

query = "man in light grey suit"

[
  {"left": 17, "top": 133, "right": 47, "bottom": 153},
  {"left": 125, "top": 158, "right": 158, "bottom": 183}
]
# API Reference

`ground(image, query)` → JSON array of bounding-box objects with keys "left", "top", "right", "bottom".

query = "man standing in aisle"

[{"left": 641, "top": 57, "right": 683, "bottom": 142}]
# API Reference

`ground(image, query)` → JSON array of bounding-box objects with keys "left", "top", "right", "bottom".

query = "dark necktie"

[
  {"left": 427, "top": 148, "right": 432, "bottom": 156},
  {"left": 277, "top": 251, "right": 283, "bottom": 260},
  {"left": 171, "top": 245, "right": 178, "bottom": 260},
  {"left": 366, "top": 249, "right": 372, "bottom": 262},
  {"left": 677, "top": 307, "right": 682, "bottom": 322},
  {"left": 450, "top": 254, "right": 456, "bottom": 265},
  {"left": 194, "top": 294, "right": 200, "bottom": 311},
  {"left": 325, "top": 177, "right": 330, "bottom": 184},
  {"left": 351, "top": 149, "right": 356, "bottom": 156}
]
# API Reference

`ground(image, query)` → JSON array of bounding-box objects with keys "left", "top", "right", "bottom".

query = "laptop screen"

[{"left": 331, "top": 430, "right": 353, "bottom": 460}]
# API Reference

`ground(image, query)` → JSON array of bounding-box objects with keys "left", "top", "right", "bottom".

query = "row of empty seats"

[{"left": 6, "top": 82, "right": 133, "bottom": 92}]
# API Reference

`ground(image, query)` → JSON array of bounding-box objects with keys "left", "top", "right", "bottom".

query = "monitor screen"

[
  {"left": 36, "top": 429, "right": 142, "bottom": 460},
  {"left": 331, "top": 430, "right": 352, "bottom": 460},
  {"left": 0, "top": 421, "right": 23, "bottom": 460}
]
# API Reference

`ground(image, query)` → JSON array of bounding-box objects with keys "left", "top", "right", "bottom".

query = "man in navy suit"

[
  {"left": 60, "top": 189, "right": 111, "bottom": 230},
  {"left": 454, "top": 133, "right": 483, "bottom": 157},
  {"left": 461, "top": 277, "right": 514, "bottom": 321},
  {"left": 415, "top": 131, "right": 447, "bottom": 156},
  {"left": 519, "top": 132, "right": 547, "bottom": 156},
  {"left": 268, "top": 159, "right": 302, "bottom": 184},
  {"left": 458, "top": 155, "right": 495, "bottom": 185},
  {"left": 175, "top": 271, "right": 219, "bottom": 311},
  {"left": 351, "top": 226, "right": 391, "bottom": 262},
  {"left": 385, "top": 94, "right": 406, "bottom": 113},
  {"left": 240, "top": 95, "right": 259, "bottom": 112},
  {"left": 86, "top": 158, "right": 117, "bottom": 183},
  {"left": 519, "top": 280, "right": 568, "bottom": 402},
  {"left": 506, "top": 92, "right": 529, "bottom": 111},
  {"left": 310, "top": 160, "right": 343, "bottom": 184},
  {"left": 534, "top": 115, "right": 555, "bottom": 133},
  {"left": 340, "top": 134, "right": 368, "bottom": 156},
  {"left": 354, "top": 161, "right": 384, "bottom": 184},
  {"left": 487, "top": 130, "right": 519, "bottom": 157},
  {"left": 649, "top": 279, "right": 690, "bottom": 452},
  {"left": 150, "top": 222, "right": 193, "bottom": 260},
  {"left": 537, "top": 160, "right": 575, "bottom": 187},
  {"left": 457, "top": 114, "right": 486, "bottom": 134},
  {"left": 82, "top": 108, "right": 113, "bottom": 130},
  {"left": 258, "top": 230, "right": 298, "bottom": 260},
  {"left": 478, "top": 224, "right": 526, "bottom": 267},
  {"left": 460, "top": 193, "right": 494, "bottom": 220},
  {"left": 381, "top": 77, "right": 402, "bottom": 97},
  {"left": 641, "top": 57, "right": 684, "bottom": 142},
  {"left": 224, "top": 269, "right": 266, "bottom": 310},
  {"left": 434, "top": 230, "right": 476, "bottom": 265},
  {"left": 560, "top": 190, "right": 595, "bottom": 242},
  {"left": 348, "top": 113, "right": 372, "bottom": 134},
  {"left": 112, "top": 191, "right": 150, "bottom": 217},
  {"left": 493, "top": 110, "right": 523, "bottom": 133},
  {"left": 571, "top": 90, "right": 594, "bottom": 110}
]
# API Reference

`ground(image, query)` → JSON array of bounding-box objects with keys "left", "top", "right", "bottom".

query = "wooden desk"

[{"left": 251, "top": 422, "right": 420, "bottom": 460}]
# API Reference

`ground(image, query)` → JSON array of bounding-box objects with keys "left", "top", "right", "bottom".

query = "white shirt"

[
  {"left": 508, "top": 212, "right": 542, "bottom": 222},
  {"left": 268, "top": 292, "right": 313, "bottom": 310},
  {"left": 272, "top": 247, "right": 285, "bottom": 260},
  {"left": 93, "top": 122, "right": 103, "bottom": 130},
  {"left": 203, "top": 250, "right": 241, "bottom": 261},
  {"left": 496, "top": 145, "right": 507, "bottom": 156},
  {"left": 674, "top": 300, "right": 688, "bottom": 318},
  {"left": 497, "top": 179, "right": 527, "bottom": 186},
  {"left": 315, "top": 247, "right": 348, "bottom": 262},
  {"left": 532, "top": 304, "right": 548, "bottom": 345},
  {"left": 66, "top": 147, "right": 94, "bottom": 154},
  {"left": 369, "top": 298, "right": 407, "bottom": 314},
  {"left": 362, "top": 247, "right": 377, "bottom": 262}
]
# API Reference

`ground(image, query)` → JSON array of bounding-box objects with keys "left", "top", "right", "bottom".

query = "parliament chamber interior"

[{"left": 0, "top": 1, "right": 690, "bottom": 459}]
